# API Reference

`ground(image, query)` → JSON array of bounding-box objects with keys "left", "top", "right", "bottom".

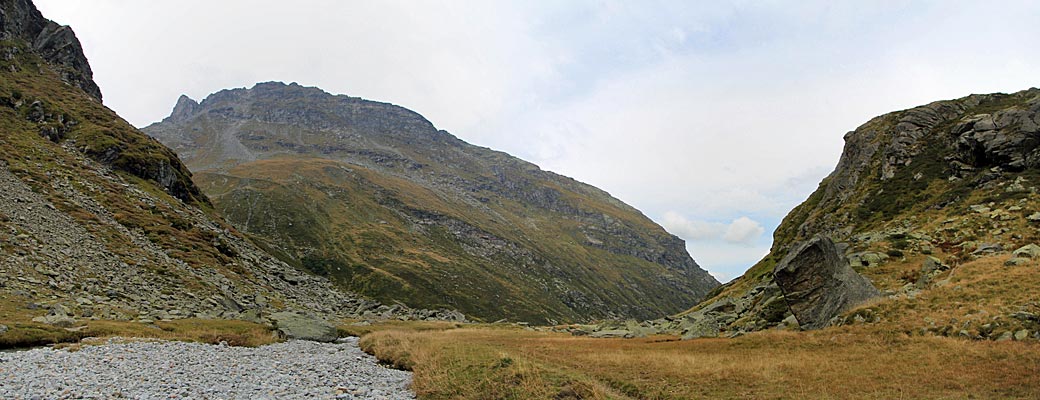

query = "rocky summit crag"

[
  {"left": 0, "top": 0, "right": 101, "bottom": 101},
  {"left": 143, "top": 82, "right": 719, "bottom": 323},
  {"left": 0, "top": 0, "right": 460, "bottom": 344}
]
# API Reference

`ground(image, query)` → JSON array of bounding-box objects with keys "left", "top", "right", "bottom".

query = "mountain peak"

[{"left": 163, "top": 94, "right": 199, "bottom": 123}]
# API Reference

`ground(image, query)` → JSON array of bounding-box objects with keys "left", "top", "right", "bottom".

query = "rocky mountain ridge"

[
  {"left": 619, "top": 88, "right": 1040, "bottom": 340},
  {"left": 558, "top": 89, "right": 1040, "bottom": 342},
  {"left": 143, "top": 82, "right": 719, "bottom": 323}
]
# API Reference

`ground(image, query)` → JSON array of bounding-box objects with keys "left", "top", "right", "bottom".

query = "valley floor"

[
  {"left": 351, "top": 252, "right": 1040, "bottom": 399},
  {"left": 2, "top": 253, "right": 1039, "bottom": 399},
  {"left": 357, "top": 322, "right": 1040, "bottom": 399}
]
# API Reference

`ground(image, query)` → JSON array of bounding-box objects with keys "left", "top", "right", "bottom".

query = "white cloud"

[
  {"left": 661, "top": 212, "right": 764, "bottom": 246},
  {"left": 661, "top": 211, "right": 724, "bottom": 241},
  {"left": 722, "top": 217, "right": 765, "bottom": 245}
]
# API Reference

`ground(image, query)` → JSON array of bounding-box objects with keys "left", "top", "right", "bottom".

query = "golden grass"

[
  {"left": 856, "top": 254, "right": 1040, "bottom": 338},
  {"left": 351, "top": 252, "right": 1040, "bottom": 399},
  {"left": 337, "top": 319, "right": 464, "bottom": 337},
  {"left": 361, "top": 326, "right": 1040, "bottom": 399}
]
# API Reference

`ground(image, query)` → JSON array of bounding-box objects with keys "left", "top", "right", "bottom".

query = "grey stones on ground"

[
  {"left": 917, "top": 256, "right": 950, "bottom": 287},
  {"left": 0, "top": 152, "right": 467, "bottom": 332},
  {"left": 30, "top": 304, "right": 76, "bottom": 327},
  {"left": 1013, "top": 244, "right": 1040, "bottom": 258},
  {"left": 969, "top": 204, "right": 992, "bottom": 214},
  {"left": 0, "top": 337, "right": 413, "bottom": 399},
  {"left": 972, "top": 243, "right": 1003, "bottom": 256},
  {"left": 1006, "top": 244, "right": 1040, "bottom": 266},
  {"left": 773, "top": 236, "right": 880, "bottom": 330},
  {"left": 847, "top": 251, "right": 889, "bottom": 268},
  {"left": 270, "top": 311, "right": 339, "bottom": 342}
]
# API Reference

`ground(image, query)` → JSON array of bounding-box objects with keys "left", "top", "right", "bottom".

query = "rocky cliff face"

[
  {"left": 144, "top": 82, "right": 719, "bottom": 323},
  {"left": 0, "top": 1, "right": 460, "bottom": 338},
  {"left": 668, "top": 88, "right": 1040, "bottom": 338},
  {"left": 0, "top": 0, "right": 101, "bottom": 101},
  {"left": 0, "top": 0, "right": 203, "bottom": 205}
]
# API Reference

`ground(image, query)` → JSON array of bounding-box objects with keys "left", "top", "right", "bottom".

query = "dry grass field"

[
  {"left": 355, "top": 253, "right": 1040, "bottom": 399},
  {"left": 4, "top": 253, "right": 1038, "bottom": 399},
  {"left": 360, "top": 325, "right": 1040, "bottom": 399}
]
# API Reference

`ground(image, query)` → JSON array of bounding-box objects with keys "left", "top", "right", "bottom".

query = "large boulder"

[
  {"left": 1012, "top": 244, "right": 1040, "bottom": 259},
  {"left": 773, "top": 236, "right": 880, "bottom": 330},
  {"left": 269, "top": 312, "right": 338, "bottom": 342},
  {"left": 680, "top": 315, "right": 719, "bottom": 340}
]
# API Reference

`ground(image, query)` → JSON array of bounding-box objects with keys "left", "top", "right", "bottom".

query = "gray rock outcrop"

[
  {"left": 773, "top": 236, "right": 880, "bottom": 330},
  {"left": 0, "top": 0, "right": 102, "bottom": 101},
  {"left": 270, "top": 312, "right": 339, "bottom": 342}
]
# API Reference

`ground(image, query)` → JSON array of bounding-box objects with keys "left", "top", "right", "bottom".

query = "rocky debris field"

[
  {"left": 0, "top": 153, "right": 465, "bottom": 328},
  {"left": 0, "top": 337, "right": 414, "bottom": 399}
]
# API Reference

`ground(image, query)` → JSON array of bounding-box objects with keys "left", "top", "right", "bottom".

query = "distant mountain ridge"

[{"left": 144, "top": 82, "right": 719, "bottom": 323}]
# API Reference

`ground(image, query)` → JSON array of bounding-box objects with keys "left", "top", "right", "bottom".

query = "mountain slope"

[
  {"left": 676, "top": 88, "right": 1040, "bottom": 338},
  {"left": 144, "top": 83, "right": 719, "bottom": 323},
  {"left": 0, "top": 0, "right": 452, "bottom": 341}
]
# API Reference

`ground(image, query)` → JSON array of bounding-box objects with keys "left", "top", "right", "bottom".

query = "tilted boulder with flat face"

[{"left": 773, "top": 236, "right": 879, "bottom": 330}]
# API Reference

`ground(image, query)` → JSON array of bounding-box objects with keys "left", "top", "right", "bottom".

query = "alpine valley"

[{"left": 3, "top": 0, "right": 1040, "bottom": 398}]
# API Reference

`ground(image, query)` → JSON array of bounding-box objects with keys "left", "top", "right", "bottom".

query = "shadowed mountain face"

[{"left": 144, "top": 82, "right": 719, "bottom": 323}]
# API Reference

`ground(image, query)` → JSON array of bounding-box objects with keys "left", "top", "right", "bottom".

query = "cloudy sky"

[{"left": 36, "top": 1, "right": 1040, "bottom": 282}]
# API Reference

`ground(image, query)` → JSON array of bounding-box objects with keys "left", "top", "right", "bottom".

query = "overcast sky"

[{"left": 36, "top": 1, "right": 1040, "bottom": 282}]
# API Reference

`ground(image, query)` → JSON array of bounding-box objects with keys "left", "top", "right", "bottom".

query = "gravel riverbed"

[{"left": 0, "top": 337, "right": 414, "bottom": 399}]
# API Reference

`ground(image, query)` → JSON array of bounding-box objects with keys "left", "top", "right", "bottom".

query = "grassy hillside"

[
  {"left": 144, "top": 83, "right": 719, "bottom": 323},
  {"left": 191, "top": 156, "right": 704, "bottom": 323}
]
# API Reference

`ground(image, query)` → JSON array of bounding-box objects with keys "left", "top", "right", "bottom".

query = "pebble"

[{"left": 0, "top": 337, "right": 414, "bottom": 399}]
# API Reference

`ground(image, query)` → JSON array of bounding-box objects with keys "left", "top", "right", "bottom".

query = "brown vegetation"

[{"left": 360, "top": 324, "right": 1040, "bottom": 399}]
